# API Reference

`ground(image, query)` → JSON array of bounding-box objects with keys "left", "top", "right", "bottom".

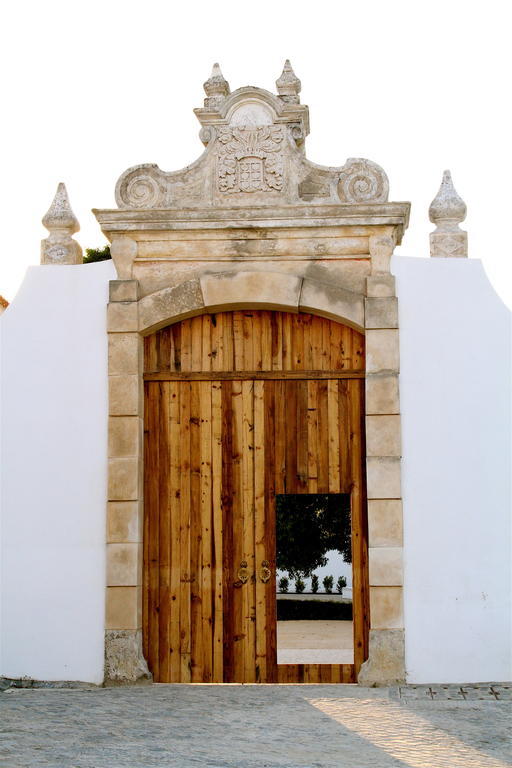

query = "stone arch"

[{"left": 137, "top": 271, "right": 365, "bottom": 335}]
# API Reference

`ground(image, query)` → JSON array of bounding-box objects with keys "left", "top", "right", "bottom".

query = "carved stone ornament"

[
  {"left": 114, "top": 63, "right": 390, "bottom": 209},
  {"left": 41, "top": 182, "right": 83, "bottom": 265},
  {"left": 429, "top": 170, "right": 468, "bottom": 258},
  {"left": 217, "top": 126, "right": 284, "bottom": 193}
]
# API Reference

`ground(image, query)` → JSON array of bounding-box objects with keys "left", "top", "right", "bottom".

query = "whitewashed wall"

[
  {"left": 0, "top": 255, "right": 510, "bottom": 684},
  {"left": 0, "top": 260, "right": 115, "bottom": 684},
  {"left": 394, "top": 255, "right": 511, "bottom": 684}
]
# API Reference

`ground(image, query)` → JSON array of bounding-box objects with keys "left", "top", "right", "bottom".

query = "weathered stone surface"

[
  {"left": 108, "top": 334, "right": 140, "bottom": 376},
  {"left": 368, "top": 500, "right": 403, "bottom": 547},
  {"left": 365, "top": 297, "right": 398, "bottom": 329},
  {"left": 358, "top": 629, "right": 405, "bottom": 685},
  {"left": 107, "top": 501, "right": 141, "bottom": 543},
  {"left": 300, "top": 279, "right": 364, "bottom": 330},
  {"left": 109, "top": 374, "right": 140, "bottom": 416},
  {"left": 366, "top": 274, "right": 396, "bottom": 297},
  {"left": 429, "top": 170, "right": 468, "bottom": 258},
  {"left": 367, "top": 457, "right": 401, "bottom": 499},
  {"left": 369, "top": 547, "right": 403, "bottom": 586},
  {"left": 104, "top": 629, "right": 151, "bottom": 684},
  {"left": 108, "top": 417, "right": 141, "bottom": 459},
  {"left": 369, "top": 235, "right": 394, "bottom": 274},
  {"left": 106, "top": 586, "right": 141, "bottom": 630},
  {"left": 366, "top": 415, "right": 401, "bottom": 457},
  {"left": 366, "top": 374, "right": 400, "bottom": 415},
  {"left": 108, "top": 458, "right": 139, "bottom": 501},
  {"left": 107, "top": 302, "right": 138, "bottom": 333},
  {"left": 370, "top": 587, "right": 404, "bottom": 629},
  {"left": 366, "top": 330, "right": 400, "bottom": 373},
  {"left": 41, "top": 183, "right": 82, "bottom": 265},
  {"left": 109, "top": 279, "right": 139, "bottom": 303},
  {"left": 110, "top": 237, "right": 138, "bottom": 279},
  {"left": 138, "top": 280, "right": 204, "bottom": 332},
  {"left": 106, "top": 543, "right": 141, "bottom": 587},
  {"left": 201, "top": 271, "right": 301, "bottom": 313}
]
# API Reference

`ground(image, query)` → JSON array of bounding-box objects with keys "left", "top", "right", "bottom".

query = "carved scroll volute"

[
  {"left": 337, "top": 158, "right": 389, "bottom": 204},
  {"left": 115, "top": 164, "right": 167, "bottom": 208}
]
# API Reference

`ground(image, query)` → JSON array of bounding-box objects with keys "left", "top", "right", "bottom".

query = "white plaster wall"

[
  {"left": 0, "top": 260, "right": 115, "bottom": 683},
  {"left": 394, "top": 255, "right": 511, "bottom": 683}
]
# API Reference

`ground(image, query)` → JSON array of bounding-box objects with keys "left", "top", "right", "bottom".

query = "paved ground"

[{"left": 1, "top": 683, "right": 511, "bottom": 767}]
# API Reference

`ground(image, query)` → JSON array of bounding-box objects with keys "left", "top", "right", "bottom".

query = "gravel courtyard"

[{"left": 1, "top": 682, "right": 511, "bottom": 768}]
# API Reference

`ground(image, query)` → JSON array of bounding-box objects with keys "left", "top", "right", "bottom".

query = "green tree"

[
  {"left": 276, "top": 494, "right": 351, "bottom": 579},
  {"left": 83, "top": 245, "right": 111, "bottom": 264}
]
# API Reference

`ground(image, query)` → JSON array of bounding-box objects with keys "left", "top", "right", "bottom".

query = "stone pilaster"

[{"left": 105, "top": 278, "right": 150, "bottom": 684}]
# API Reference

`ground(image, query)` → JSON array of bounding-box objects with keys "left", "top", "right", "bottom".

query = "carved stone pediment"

[{"left": 114, "top": 63, "right": 389, "bottom": 210}]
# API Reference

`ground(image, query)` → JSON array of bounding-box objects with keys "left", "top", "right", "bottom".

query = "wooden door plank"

[
  {"left": 271, "top": 311, "right": 283, "bottom": 371},
  {"left": 200, "top": 381, "right": 213, "bottom": 682},
  {"left": 158, "top": 382, "right": 171, "bottom": 681},
  {"left": 316, "top": 380, "right": 329, "bottom": 493},
  {"left": 254, "top": 379, "right": 267, "bottom": 683},
  {"left": 201, "top": 315, "right": 212, "bottom": 373},
  {"left": 261, "top": 311, "right": 272, "bottom": 371},
  {"left": 144, "top": 370, "right": 365, "bottom": 381},
  {"left": 264, "top": 381, "right": 277, "bottom": 683},
  {"left": 221, "top": 382, "right": 235, "bottom": 682},
  {"left": 211, "top": 313, "right": 224, "bottom": 372},
  {"left": 169, "top": 382, "right": 181, "bottom": 682},
  {"left": 307, "top": 380, "right": 318, "bottom": 493},
  {"left": 328, "top": 379, "right": 341, "bottom": 493},
  {"left": 189, "top": 381, "right": 203, "bottom": 682},
  {"left": 180, "top": 320, "right": 192, "bottom": 373},
  {"left": 233, "top": 312, "right": 244, "bottom": 371},
  {"left": 241, "top": 379, "right": 256, "bottom": 682},
  {"left": 296, "top": 380, "right": 308, "bottom": 492},
  {"left": 284, "top": 380, "right": 298, "bottom": 494},
  {"left": 191, "top": 317, "right": 203, "bottom": 373},
  {"left": 142, "top": 385, "right": 150, "bottom": 661},
  {"left": 231, "top": 379, "right": 244, "bottom": 681},
  {"left": 211, "top": 381, "right": 224, "bottom": 682},
  {"left": 179, "top": 381, "right": 192, "bottom": 682},
  {"left": 147, "top": 382, "right": 160, "bottom": 679}
]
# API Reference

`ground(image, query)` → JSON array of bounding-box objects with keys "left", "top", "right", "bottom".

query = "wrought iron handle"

[
  {"left": 260, "top": 560, "right": 271, "bottom": 583},
  {"left": 237, "top": 560, "right": 250, "bottom": 585}
]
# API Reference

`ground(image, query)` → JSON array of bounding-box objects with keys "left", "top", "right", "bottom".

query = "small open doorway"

[{"left": 276, "top": 493, "right": 353, "bottom": 666}]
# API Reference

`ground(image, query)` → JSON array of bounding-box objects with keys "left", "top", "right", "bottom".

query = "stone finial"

[
  {"left": 276, "top": 59, "right": 301, "bottom": 104},
  {"left": 41, "top": 183, "right": 83, "bottom": 265},
  {"left": 203, "top": 63, "right": 230, "bottom": 109},
  {"left": 429, "top": 170, "right": 468, "bottom": 258}
]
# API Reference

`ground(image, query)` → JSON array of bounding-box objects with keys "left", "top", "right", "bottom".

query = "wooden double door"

[{"left": 143, "top": 310, "right": 369, "bottom": 683}]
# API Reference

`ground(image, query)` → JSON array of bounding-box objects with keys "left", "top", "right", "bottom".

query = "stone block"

[
  {"left": 369, "top": 547, "right": 403, "bottom": 586},
  {"left": 201, "top": 271, "right": 301, "bottom": 314},
  {"left": 367, "top": 457, "right": 401, "bottom": 499},
  {"left": 106, "top": 543, "right": 141, "bottom": 587},
  {"left": 106, "top": 586, "right": 141, "bottom": 630},
  {"left": 110, "top": 237, "right": 138, "bottom": 280},
  {"left": 108, "top": 458, "right": 139, "bottom": 501},
  {"left": 107, "top": 501, "right": 142, "bottom": 543},
  {"left": 366, "top": 415, "right": 401, "bottom": 457},
  {"left": 366, "top": 374, "right": 399, "bottom": 415},
  {"left": 104, "top": 629, "right": 151, "bottom": 684},
  {"left": 139, "top": 279, "right": 204, "bottom": 332},
  {"left": 300, "top": 279, "right": 364, "bottom": 330},
  {"left": 366, "top": 330, "right": 400, "bottom": 373},
  {"left": 108, "top": 334, "right": 140, "bottom": 376},
  {"left": 366, "top": 275, "right": 396, "bottom": 297},
  {"left": 358, "top": 629, "right": 405, "bottom": 685},
  {"left": 370, "top": 586, "right": 404, "bottom": 629},
  {"left": 107, "top": 302, "right": 139, "bottom": 333},
  {"left": 109, "top": 279, "right": 139, "bottom": 303},
  {"left": 365, "top": 297, "right": 398, "bottom": 329},
  {"left": 369, "top": 235, "right": 394, "bottom": 274},
  {"left": 108, "top": 417, "right": 141, "bottom": 459},
  {"left": 368, "top": 500, "right": 403, "bottom": 547},
  {"left": 109, "top": 375, "right": 140, "bottom": 417}
]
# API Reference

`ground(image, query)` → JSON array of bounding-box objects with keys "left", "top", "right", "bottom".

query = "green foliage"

[
  {"left": 276, "top": 494, "right": 351, "bottom": 579},
  {"left": 294, "top": 577, "right": 305, "bottom": 594},
  {"left": 323, "top": 575, "right": 334, "bottom": 594},
  {"left": 311, "top": 574, "right": 319, "bottom": 594},
  {"left": 336, "top": 575, "right": 347, "bottom": 594},
  {"left": 83, "top": 245, "right": 112, "bottom": 263},
  {"left": 278, "top": 576, "right": 289, "bottom": 593}
]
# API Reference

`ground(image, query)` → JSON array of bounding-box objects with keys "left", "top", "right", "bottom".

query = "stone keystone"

[
  {"left": 429, "top": 170, "right": 468, "bottom": 258},
  {"left": 41, "top": 182, "right": 83, "bottom": 265},
  {"left": 203, "top": 63, "right": 230, "bottom": 109},
  {"left": 276, "top": 59, "right": 301, "bottom": 103}
]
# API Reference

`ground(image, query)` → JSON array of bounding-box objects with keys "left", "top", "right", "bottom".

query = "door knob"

[
  {"left": 260, "top": 560, "right": 271, "bottom": 583},
  {"left": 237, "top": 561, "right": 250, "bottom": 584}
]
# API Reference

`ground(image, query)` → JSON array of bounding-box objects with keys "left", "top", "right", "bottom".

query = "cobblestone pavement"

[{"left": 1, "top": 683, "right": 511, "bottom": 767}]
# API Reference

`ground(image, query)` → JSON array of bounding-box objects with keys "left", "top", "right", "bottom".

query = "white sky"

[{"left": 1, "top": 0, "right": 511, "bottom": 310}]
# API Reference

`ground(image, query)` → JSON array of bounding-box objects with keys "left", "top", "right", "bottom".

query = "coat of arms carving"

[{"left": 217, "top": 126, "right": 284, "bottom": 193}]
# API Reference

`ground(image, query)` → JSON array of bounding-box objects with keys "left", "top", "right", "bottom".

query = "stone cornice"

[{"left": 94, "top": 202, "right": 411, "bottom": 243}]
